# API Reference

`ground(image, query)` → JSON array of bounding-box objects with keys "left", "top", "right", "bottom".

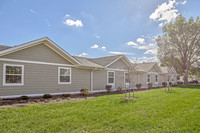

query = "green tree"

[{"left": 157, "top": 15, "right": 200, "bottom": 84}]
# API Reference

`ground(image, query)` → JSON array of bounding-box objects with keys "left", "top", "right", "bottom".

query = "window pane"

[
  {"left": 109, "top": 72, "right": 114, "bottom": 78},
  {"left": 60, "top": 69, "right": 70, "bottom": 76},
  {"left": 15, "top": 67, "right": 22, "bottom": 74},
  {"left": 6, "top": 75, "right": 22, "bottom": 83},
  {"left": 108, "top": 78, "right": 114, "bottom": 83},
  {"left": 60, "top": 76, "right": 70, "bottom": 82},
  {"left": 6, "top": 66, "right": 22, "bottom": 74},
  {"left": 6, "top": 66, "right": 13, "bottom": 74}
]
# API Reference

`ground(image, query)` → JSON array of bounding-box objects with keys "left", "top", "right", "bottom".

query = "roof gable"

[
  {"left": 0, "top": 37, "right": 80, "bottom": 65},
  {"left": 2, "top": 43, "right": 73, "bottom": 65},
  {"left": 134, "top": 62, "right": 162, "bottom": 73}
]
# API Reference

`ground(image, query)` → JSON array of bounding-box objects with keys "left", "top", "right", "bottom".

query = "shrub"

[
  {"left": 136, "top": 84, "right": 142, "bottom": 89},
  {"left": 19, "top": 96, "right": 29, "bottom": 100},
  {"left": 80, "top": 88, "right": 90, "bottom": 96},
  {"left": 62, "top": 94, "right": 71, "bottom": 98},
  {"left": 118, "top": 86, "right": 123, "bottom": 91},
  {"left": 105, "top": 85, "right": 112, "bottom": 93},
  {"left": 43, "top": 94, "right": 52, "bottom": 99},
  {"left": 162, "top": 82, "right": 167, "bottom": 87},
  {"left": 147, "top": 83, "right": 152, "bottom": 89}
]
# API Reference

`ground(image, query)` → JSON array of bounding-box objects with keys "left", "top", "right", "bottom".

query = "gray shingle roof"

[
  {"left": 88, "top": 55, "right": 123, "bottom": 67},
  {"left": 0, "top": 45, "right": 11, "bottom": 51},
  {"left": 133, "top": 62, "right": 157, "bottom": 72},
  {"left": 72, "top": 56, "right": 104, "bottom": 68}
]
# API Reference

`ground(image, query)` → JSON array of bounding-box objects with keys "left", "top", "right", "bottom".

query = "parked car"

[{"left": 189, "top": 80, "right": 199, "bottom": 84}]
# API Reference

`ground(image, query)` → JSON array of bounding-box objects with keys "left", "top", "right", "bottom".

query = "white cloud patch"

[
  {"left": 180, "top": 0, "right": 187, "bottom": 5},
  {"left": 136, "top": 38, "right": 145, "bottom": 44},
  {"left": 63, "top": 19, "right": 83, "bottom": 27},
  {"left": 101, "top": 46, "right": 106, "bottom": 50},
  {"left": 65, "top": 14, "right": 70, "bottom": 17},
  {"left": 149, "top": 0, "right": 186, "bottom": 26},
  {"left": 144, "top": 48, "right": 158, "bottom": 55},
  {"left": 131, "top": 56, "right": 158, "bottom": 63},
  {"left": 96, "top": 35, "right": 101, "bottom": 39},
  {"left": 109, "top": 51, "right": 135, "bottom": 55},
  {"left": 91, "top": 44, "right": 99, "bottom": 49},
  {"left": 30, "top": 9, "right": 36, "bottom": 14},
  {"left": 78, "top": 52, "right": 88, "bottom": 57},
  {"left": 127, "top": 41, "right": 138, "bottom": 46}
]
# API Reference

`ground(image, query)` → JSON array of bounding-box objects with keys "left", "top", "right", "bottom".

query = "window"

[
  {"left": 125, "top": 73, "right": 130, "bottom": 84},
  {"left": 3, "top": 64, "right": 24, "bottom": 86},
  {"left": 58, "top": 67, "right": 71, "bottom": 84},
  {"left": 147, "top": 74, "right": 150, "bottom": 82},
  {"left": 168, "top": 76, "right": 170, "bottom": 81},
  {"left": 155, "top": 75, "right": 158, "bottom": 82},
  {"left": 107, "top": 71, "right": 115, "bottom": 84}
]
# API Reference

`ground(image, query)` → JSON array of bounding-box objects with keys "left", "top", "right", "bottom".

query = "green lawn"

[{"left": 0, "top": 85, "right": 200, "bottom": 133}]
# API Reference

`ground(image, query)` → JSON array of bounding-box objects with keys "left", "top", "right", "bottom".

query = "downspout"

[{"left": 90, "top": 67, "right": 97, "bottom": 93}]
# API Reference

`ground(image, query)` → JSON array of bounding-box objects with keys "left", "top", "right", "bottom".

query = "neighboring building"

[
  {"left": 0, "top": 37, "right": 135, "bottom": 98},
  {"left": 0, "top": 37, "right": 179, "bottom": 98},
  {"left": 133, "top": 62, "right": 163, "bottom": 88},
  {"left": 160, "top": 66, "right": 178, "bottom": 85}
]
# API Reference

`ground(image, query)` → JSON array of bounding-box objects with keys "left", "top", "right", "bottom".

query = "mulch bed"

[{"left": 0, "top": 89, "right": 150, "bottom": 108}]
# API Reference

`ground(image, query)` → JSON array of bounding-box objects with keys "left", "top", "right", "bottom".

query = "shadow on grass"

[
  {"left": 179, "top": 85, "right": 200, "bottom": 89},
  {"left": 119, "top": 97, "right": 138, "bottom": 104},
  {"left": 164, "top": 90, "right": 177, "bottom": 94}
]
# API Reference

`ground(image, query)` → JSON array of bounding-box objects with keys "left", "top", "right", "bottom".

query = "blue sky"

[{"left": 0, "top": 0, "right": 198, "bottom": 62}]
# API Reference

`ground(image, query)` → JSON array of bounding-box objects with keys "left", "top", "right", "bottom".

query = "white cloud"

[
  {"left": 144, "top": 48, "right": 158, "bottom": 55},
  {"left": 109, "top": 51, "right": 135, "bottom": 55},
  {"left": 149, "top": 0, "right": 186, "bottom": 26},
  {"left": 101, "top": 46, "right": 106, "bottom": 50},
  {"left": 136, "top": 38, "right": 145, "bottom": 44},
  {"left": 78, "top": 52, "right": 88, "bottom": 57},
  {"left": 30, "top": 9, "right": 36, "bottom": 14},
  {"left": 131, "top": 56, "right": 158, "bottom": 63},
  {"left": 132, "top": 43, "right": 157, "bottom": 50},
  {"left": 96, "top": 35, "right": 101, "bottom": 39},
  {"left": 91, "top": 44, "right": 99, "bottom": 49},
  {"left": 63, "top": 19, "right": 83, "bottom": 27},
  {"left": 180, "top": 0, "right": 187, "bottom": 5},
  {"left": 127, "top": 41, "right": 138, "bottom": 46},
  {"left": 65, "top": 14, "right": 70, "bottom": 17}
]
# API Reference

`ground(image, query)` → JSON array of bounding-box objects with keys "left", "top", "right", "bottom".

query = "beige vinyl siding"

[
  {"left": 2, "top": 43, "right": 72, "bottom": 64},
  {"left": 108, "top": 59, "right": 129, "bottom": 69},
  {"left": 0, "top": 61, "right": 90, "bottom": 96},
  {"left": 93, "top": 70, "right": 107, "bottom": 90},
  {"left": 149, "top": 66, "right": 158, "bottom": 73}
]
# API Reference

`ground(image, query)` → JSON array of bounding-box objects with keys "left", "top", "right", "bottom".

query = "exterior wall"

[
  {"left": 93, "top": 70, "right": 107, "bottom": 90},
  {"left": 108, "top": 59, "right": 129, "bottom": 69},
  {"left": 0, "top": 61, "right": 91, "bottom": 96},
  {"left": 2, "top": 43, "right": 72, "bottom": 64},
  {"left": 133, "top": 72, "right": 147, "bottom": 88}
]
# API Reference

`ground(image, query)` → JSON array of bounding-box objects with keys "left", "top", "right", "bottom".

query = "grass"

[{"left": 0, "top": 85, "right": 200, "bottom": 133}]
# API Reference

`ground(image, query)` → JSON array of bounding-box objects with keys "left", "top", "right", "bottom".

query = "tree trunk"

[{"left": 183, "top": 66, "right": 189, "bottom": 84}]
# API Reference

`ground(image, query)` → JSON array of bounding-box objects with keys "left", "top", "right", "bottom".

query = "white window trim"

[
  {"left": 107, "top": 71, "right": 115, "bottom": 85},
  {"left": 58, "top": 67, "right": 71, "bottom": 84},
  {"left": 3, "top": 64, "right": 24, "bottom": 86}
]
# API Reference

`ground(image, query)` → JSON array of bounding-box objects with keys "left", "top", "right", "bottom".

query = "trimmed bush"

[
  {"left": 136, "top": 84, "right": 142, "bottom": 89},
  {"left": 105, "top": 85, "right": 112, "bottom": 93},
  {"left": 80, "top": 88, "right": 90, "bottom": 96},
  {"left": 62, "top": 94, "right": 71, "bottom": 98},
  {"left": 43, "top": 94, "right": 52, "bottom": 99},
  {"left": 19, "top": 96, "right": 29, "bottom": 100},
  {"left": 162, "top": 82, "right": 167, "bottom": 87},
  {"left": 147, "top": 83, "right": 152, "bottom": 89}
]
